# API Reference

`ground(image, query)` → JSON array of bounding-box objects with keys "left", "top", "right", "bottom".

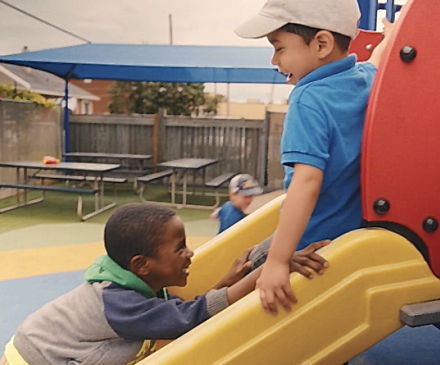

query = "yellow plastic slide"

[{"left": 142, "top": 196, "right": 440, "bottom": 365}]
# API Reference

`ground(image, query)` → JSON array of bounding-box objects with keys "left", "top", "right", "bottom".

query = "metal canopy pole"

[
  {"left": 63, "top": 79, "right": 70, "bottom": 154},
  {"left": 226, "top": 83, "right": 230, "bottom": 117},
  {"left": 62, "top": 66, "right": 77, "bottom": 156}
]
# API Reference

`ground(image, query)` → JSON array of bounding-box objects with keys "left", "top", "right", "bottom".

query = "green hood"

[{"left": 84, "top": 254, "right": 167, "bottom": 299}]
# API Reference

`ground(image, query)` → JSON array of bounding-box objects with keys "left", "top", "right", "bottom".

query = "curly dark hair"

[
  {"left": 104, "top": 203, "right": 176, "bottom": 270},
  {"left": 280, "top": 23, "right": 351, "bottom": 52}
]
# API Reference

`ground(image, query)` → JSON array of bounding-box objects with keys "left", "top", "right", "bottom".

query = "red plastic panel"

[
  {"left": 349, "top": 30, "right": 383, "bottom": 62},
  {"left": 362, "top": 0, "right": 440, "bottom": 277}
]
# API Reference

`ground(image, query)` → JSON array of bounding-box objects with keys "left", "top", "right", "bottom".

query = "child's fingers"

[
  {"left": 303, "top": 254, "right": 329, "bottom": 272},
  {"left": 381, "top": 17, "right": 395, "bottom": 37},
  {"left": 275, "top": 287, "right": 292, "bottom": 313},
  {"left": 259, "top": 289, "right": 275, "bottom": 315},
  {"left": 290, "top": 261, "right": 314, "bottom": 279},
  {"left": 283, "top": 285, "right": 297, "bottom": 306},
  {"left": 235, "top": 247, "right": 254, "bottom": 265},
  {"left": 292, "top": 256, "right": 324, "bottom": 275},
  {"left": 294, "top": 241, "right": 329, "bottom": 273},
  {"left": 382, "top": 17, "right": 391, "bottom": 26},
  {"left": 306, "top": 239, "right": 331, "bottom": 252},
  {"left": 295, "top": 240, "right": 330, "bottom": 257},
  {"left": 244, "top": 245, "right": 257, "bottom": 258},
  {"left": 306, "top": 252, "right": 329, "bottom": 268},
  {"left": 239, "top": 261, "right": 252, "bottom": 274},
  {"left": 266, "top": 294, "right": 279, "bottom": 316},
  {"left": 241, "top": 246, "right": 257, "bottom": 261}
]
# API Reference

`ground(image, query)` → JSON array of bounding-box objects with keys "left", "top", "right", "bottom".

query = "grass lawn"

[{"left": 0, "top": 183, "right": 228, "bottom": 234}]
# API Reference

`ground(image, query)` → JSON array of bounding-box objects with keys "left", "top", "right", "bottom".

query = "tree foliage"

[
  {"left": 203, "top": 93, "right": 225, "bottom": 116},
  {"left": 109, "top": 81, "right": 223, "bottom": 116},
  {"left": 0, "top": 83, "right": 55, "bottom": 107}
]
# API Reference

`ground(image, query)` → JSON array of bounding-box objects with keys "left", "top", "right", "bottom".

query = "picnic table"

[
  {"left": 157, "top": 158, "right": 219, "bottom": 208},
  {"left": 63, "top": 152, "right": 153, "bottom": 191},
  {"left": 0, "top": 161, "right": 120, "bottom": 220}
]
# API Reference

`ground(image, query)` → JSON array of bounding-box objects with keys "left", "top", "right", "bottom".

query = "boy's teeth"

[{"left": 183, "top": 268, "right": 189, "bottom": 274}]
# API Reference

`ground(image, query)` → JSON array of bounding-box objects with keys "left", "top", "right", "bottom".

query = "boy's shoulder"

[
  {"left": 289, "top": 58, "right": 377, "bottom": 109},
  {"left": 219, "top": 201, "right": 245, "bottom": 218},
  {"left": 220, "top": 201, "right": 238, "bottom": 214},
  {"left": 355, "top": 61, "right": 378, "bottom": 79}
]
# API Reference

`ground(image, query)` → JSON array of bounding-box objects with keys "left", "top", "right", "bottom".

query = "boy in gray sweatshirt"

[{"left": 1, "top": 203, "right": 329, "bottom": 365}]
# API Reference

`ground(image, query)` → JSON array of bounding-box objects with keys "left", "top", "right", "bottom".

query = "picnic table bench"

[
  {"left": 0, "top": 183, "right": 98, "bottom": 220},
  {"left": 205, "top": 172, "right": 236, "bottom": 207},
  {"left": 63, "top": 152, "right": 152, "bottom": 191},
  {"left": 137, "top": 158, "right": 235, "bottom": 209},
  {"left": 137, "top": 170, "right": 174, "bottom": 185},
  {"left": 30, "top": 174, "right": 127, "bottom": 185},
  {"left": 0, "top": 161, "right": 121, "bottom": 221}
]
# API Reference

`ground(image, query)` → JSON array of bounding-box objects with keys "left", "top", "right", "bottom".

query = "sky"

[{"left": 0, "top": 0, "right": 404, "bottom": 103}]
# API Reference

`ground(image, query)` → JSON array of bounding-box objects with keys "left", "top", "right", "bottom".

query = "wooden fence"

[
  {"left": 0, "top": 100, "right": 61, "bottom": 198},
  {"left": 266, "top": 112, "right": 285, "bottom": 190},
  {"left": 0, "top": 103, "right": 286, "bottom": 196},
  {"left": 70, "top": 112, "right": 271, "bottom": 185}
]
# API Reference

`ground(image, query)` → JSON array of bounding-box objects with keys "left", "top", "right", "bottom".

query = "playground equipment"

[
  {"left": 143, "top": 199, "right": 440, "bottom": 365},
  {"left": 361, "top": 0, "right": 440, "bottom": 331},
  {"left": 358, "top": 0, "right": 403, "bottom": 30},
  {"left": 140, "top": 0, "right": 440, "bottom": 363},
  {"left": 362, "top": 0, "right": 440, "bottom": 279}
]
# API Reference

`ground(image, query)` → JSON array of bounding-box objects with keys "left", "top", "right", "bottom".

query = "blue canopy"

[
  {"left": 0, "top": 44, "right": 287, "bottom": 154},
  {"left": 0, "top": 44, "right": 286, "bottom": 84}
]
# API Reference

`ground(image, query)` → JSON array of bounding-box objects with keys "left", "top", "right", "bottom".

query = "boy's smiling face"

[
  {"left": 267, "top": 29, "right": 320, "bottom": 85},
  {"left": 140, "top": 215, "right": 194, "bottom": 292}
]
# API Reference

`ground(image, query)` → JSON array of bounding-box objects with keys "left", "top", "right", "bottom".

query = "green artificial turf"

[{"left": 0, "top": 183, "right": 227, "bottom": 234}]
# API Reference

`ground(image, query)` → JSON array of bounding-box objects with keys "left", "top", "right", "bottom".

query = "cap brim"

[
  {"left": 239, "top": 186, "right": 264, "bottom": 196},
  {"left": 234, "top": 14, "right": 287, "bottom": 39}
]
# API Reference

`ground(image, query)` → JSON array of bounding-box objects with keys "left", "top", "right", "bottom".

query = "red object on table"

[{"left": 42, "top": 156, "right": 59, "bottom": 164}]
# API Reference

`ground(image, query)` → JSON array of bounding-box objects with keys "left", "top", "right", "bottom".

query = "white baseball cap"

[
  {"left": 229, "top": 174, "right": 263, "bottom": 196},
  {"left": 234, "top": 0, "right": 361, "bottom": 40}
]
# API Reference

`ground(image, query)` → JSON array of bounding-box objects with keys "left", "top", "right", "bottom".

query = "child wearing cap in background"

[
  {"left": 210, "top": 174, "right": 263, "bottom": 234},
  {"left": 234, "top": 0, "right": 396, "bottom": 315}
]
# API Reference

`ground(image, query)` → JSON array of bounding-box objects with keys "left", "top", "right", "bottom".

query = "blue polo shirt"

[
  {"left": 217, "top": 201, "right": 246, "bottom": 234},
  {"left": 282, "top": 55, "right": 376, "bottom": 250}
]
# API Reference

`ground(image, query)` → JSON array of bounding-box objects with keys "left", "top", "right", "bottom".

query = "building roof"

[{"left": 0, "top": 63, "right": 99, "bottom": 101}]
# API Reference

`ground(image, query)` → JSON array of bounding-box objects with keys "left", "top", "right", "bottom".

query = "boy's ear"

[
  {"left": 129, "top": 255, "right": 151, "bottom": 276},
  {"left": 314, "top": 30, "right": 335, "bottom": 59}
]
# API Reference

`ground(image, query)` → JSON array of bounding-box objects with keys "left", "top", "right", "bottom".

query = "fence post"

[
  {"left": 153, "top": 111, "right": 159, "bottom": 172},
  {"left": 153, "top": 109, "right": 166, "bottom": 172},
  {"left": 159, "top": 109, "right": 167, "bottom": 163},
  {"left": 260, "top": 108, "right": 270, "bottom": 187}
]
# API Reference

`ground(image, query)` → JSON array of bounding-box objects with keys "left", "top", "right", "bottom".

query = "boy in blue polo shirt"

[{"left": 235, "top": 0, "right": 394, "bottom": 314}]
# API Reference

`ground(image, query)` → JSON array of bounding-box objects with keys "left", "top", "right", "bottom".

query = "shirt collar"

[{"left": 295, "top": 54, "right": 357, "bottom": 89}]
